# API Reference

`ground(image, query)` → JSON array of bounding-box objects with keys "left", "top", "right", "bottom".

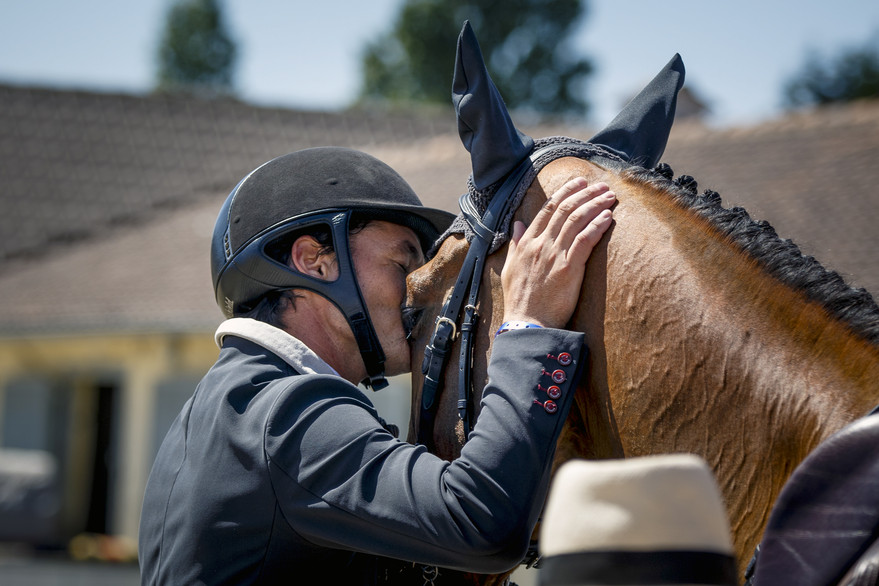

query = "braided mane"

[
  {"left": 444, "top": 135, "right": 879, "bottom": 346},
  {"left": 627, "top": 162, "right": 879, "bottom": 346}
]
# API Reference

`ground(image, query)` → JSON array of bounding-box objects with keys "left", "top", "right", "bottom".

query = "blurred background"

[
  {"left": 4, "top": 0, "right": 879, "bottom": 126},
  {"left": 1, "top": 1, "right": 878, "bottom": 584}
]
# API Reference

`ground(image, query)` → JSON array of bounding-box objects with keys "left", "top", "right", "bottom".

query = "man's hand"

[{"left": 500, "top": 178, "right": 615, "bottom": 330}]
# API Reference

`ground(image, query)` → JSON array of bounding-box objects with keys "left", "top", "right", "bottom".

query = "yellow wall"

[
  {"left": 0, "top": 329, "right": 414, "bottom": 551},
  {"left": 0, "top": 330, "right": 219, "bottom": 544}
]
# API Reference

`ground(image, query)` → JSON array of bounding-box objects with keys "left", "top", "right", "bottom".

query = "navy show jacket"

[{"left": 138, "top": 318, "right": 586, "bottom": 584}]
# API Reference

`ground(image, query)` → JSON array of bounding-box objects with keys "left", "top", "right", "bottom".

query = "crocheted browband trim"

[{"left": 436, "top": 137, "right": 626, "bottom": 254}]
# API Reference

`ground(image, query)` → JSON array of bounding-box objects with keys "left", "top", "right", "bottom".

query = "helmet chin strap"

[
  {"left": 310, "top": 211, "right": 389, "bottom": 390},
  {"left": 227, "top": 210, "right": 389, "bottom": 390},
  {"left": 346, "top": 314, "right": 388, "bottom": 389},
  {"left": 324, "top": 212, "right": 389, "bottom": 391}
]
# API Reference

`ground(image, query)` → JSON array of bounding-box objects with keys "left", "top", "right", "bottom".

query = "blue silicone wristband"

[{"left": 494, "top": 321, "right": 543, "bottom": 338}]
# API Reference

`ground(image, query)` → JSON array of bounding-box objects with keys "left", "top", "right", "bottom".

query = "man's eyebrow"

[{"left": 399, "top": 239, "right": 424, "bottom": 264}]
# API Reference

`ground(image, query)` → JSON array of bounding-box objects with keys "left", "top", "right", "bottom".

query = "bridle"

[
  {"left": 414, "top": 142, "right": 569, "bottom": 582},
  {"left": 417, "top": 143, "right": 570, "bottom": 448},
  {"left": 415, "top": 140, "right": 618, "bottom": 577}
]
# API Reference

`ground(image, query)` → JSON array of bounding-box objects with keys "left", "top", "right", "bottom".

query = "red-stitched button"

[
  {"left": 546, "top": 385, "right": 561, "bottom": 399},
  {"left": 551, "top": 369, "right": 566, "bottom": 384},
  {"left": 557, "top": 352, "right": 573, "bottom": 366},
  {"left": 543, "top": 400, "right": 558, "bottom": 414}
]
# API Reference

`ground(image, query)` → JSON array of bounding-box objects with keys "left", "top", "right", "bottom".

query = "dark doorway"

[{"left": 85, "top": 382, "right": 116, "bottom": 534}]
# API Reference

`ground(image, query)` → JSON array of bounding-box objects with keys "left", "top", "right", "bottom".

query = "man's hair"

[{"left": 236, "top": 216, "right": 372, "bottom": 328}]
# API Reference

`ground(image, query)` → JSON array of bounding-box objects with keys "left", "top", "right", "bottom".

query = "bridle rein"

[
  {"left": 417, "top": 143, "right": 570, "bottom": 448},
  {"left": 414, "top": 140, "right": 620, "bottom": 578}
]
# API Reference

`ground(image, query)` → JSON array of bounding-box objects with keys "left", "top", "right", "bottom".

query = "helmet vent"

[{"left": 223, "top": 230, "right": 232, "bottom": 259}]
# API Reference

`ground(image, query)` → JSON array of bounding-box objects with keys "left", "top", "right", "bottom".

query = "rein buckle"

[{"left": 433, "top": 316, "right": 458, "bottom": 342}]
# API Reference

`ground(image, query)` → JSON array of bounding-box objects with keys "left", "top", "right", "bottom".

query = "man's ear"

[{"left": 288, "top": 236, "right": 339, "bottom": 281}]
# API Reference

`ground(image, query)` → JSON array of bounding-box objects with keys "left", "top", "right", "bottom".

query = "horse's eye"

[{"left": 402, "top": 306, "right": 424, "bottom": 339}]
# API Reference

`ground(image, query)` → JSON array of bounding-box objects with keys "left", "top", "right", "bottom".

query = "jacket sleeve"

[{"left": 265, "top": 327, "right": 586, "bottom": 574}]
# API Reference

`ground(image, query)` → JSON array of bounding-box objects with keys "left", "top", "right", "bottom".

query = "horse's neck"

[
  {"left": 576, "top": 176, "right": 879, "bottom": 563},
  {"left": 599, "top": 183, "right": 879, "bottom": 441},
  {"left": 511, "top": 157, "right": 879, "bottom": 442}
]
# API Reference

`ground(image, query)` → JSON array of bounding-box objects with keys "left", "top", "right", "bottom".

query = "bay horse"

[{"left": 405, "top": 23, "right": 879, "bottom": 585}]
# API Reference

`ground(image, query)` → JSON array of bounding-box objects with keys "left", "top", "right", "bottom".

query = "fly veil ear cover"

[
  {"left": 452, "top": 20, "right": 685, "bottom": 193},
  {"left": 587, "top": 53, "right": 685, "bottom": 169},
  {"left": 452, "top": 20, "right": 534, "bottom": 191},
  {"left": 448, "top": 20, "right": 685, "bottom": 253}
]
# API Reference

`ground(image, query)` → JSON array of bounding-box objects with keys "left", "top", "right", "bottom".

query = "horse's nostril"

[{"left": 402, "top": 307, "right": 424, "bottom": 339}]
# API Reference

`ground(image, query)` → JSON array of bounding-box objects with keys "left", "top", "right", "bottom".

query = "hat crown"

[
  {"left": 541, "top": 455, "right": 734, "bottom": 556},
  {"left": 223, "top": 147, "right": 426, "bottom": 254}
]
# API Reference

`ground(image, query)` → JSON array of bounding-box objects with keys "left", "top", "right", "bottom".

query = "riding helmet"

[{"left": 211, "top": 146, "right": 455, "bottom": 388}]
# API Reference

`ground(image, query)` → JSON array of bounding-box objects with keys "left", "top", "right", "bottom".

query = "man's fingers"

[
  {"left": 566, "top": 208, "right": 614, "bottom": 263},
  {"left": 501, "top": 178, "right": 615, "bottom": 330},
  {"left": 535, "top": 179, "right": 614, "bottom": 242},
  {"left": 554, "top": 187, "right": 616, "bottom": 250},
  {"left": 527, "top": 177, "right": 592, "bottom": 236}
]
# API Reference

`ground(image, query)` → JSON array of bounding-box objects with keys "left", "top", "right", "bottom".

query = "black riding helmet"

[{"left": 211, "top": 147, "right": 455, "bottom": 390}]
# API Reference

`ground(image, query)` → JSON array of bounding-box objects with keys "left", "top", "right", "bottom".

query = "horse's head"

[{"left": 406, "top": 21, "right": 685, "bottom": 457}]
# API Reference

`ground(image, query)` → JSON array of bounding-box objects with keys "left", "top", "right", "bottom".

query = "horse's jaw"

[{"left": 406, "top": 234, "right": 473, "bottom": 454}]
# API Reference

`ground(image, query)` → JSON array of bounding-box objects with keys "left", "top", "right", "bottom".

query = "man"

[{"left": 138, "top": 146, "right": 615, "bottom": 584}]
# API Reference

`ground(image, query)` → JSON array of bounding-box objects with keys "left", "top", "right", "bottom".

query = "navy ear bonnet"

[
  {"left": 452, "top": 21, "right": 534, "bottom": 191},
  {"left": 587, "top": 53, "right": 686, "bottom": 168},
  {"left": 445, "top": 21, "right": 685, "bottom": 252}
]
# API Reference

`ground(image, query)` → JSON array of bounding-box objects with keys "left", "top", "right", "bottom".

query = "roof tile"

[{"left": 1, "top": 84, "right": 878, "bottom": 335}]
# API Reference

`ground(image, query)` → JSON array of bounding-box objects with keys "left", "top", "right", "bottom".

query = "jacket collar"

[{"left": 214, "top": 317, "right": 340, "bottom": 378}]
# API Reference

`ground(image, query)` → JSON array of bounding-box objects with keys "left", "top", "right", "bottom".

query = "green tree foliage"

[
  {"left": 156, "top": 0, "right": 237, "bottom": 95},
  {"left": 359, "top": 0, "right": 592, "bottom": 117},
  {"left": 784, "top": 35, "right": 879, "bottom": 108}
]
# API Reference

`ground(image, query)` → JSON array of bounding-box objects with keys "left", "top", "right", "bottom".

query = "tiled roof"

[
  {"left": 0, "top": 84, "right": 455, "bottom": 265},
  {"left": 0, "top": 84, "right": 467, "bottom": 336},
  {"left": 662, "top": 101, "right": 879, "bottom": 295},
  {"left": 1, "top": 83, "right": 877, "bottom": 336}
]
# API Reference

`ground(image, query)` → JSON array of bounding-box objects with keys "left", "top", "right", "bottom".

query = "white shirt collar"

[{"left": 214, "top": 317, "right": 340, "bottom": 377}]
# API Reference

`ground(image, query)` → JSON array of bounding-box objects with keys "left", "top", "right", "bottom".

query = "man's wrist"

[{"left": 495, "top": 321, "right": 544, "bottom": 338}]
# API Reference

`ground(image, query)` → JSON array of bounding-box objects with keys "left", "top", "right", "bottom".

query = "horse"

[{"left": 405, "top": 23, "right": 879, "bottom": 585}]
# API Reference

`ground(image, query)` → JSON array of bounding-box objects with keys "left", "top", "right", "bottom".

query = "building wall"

[
  {"left": 0, "top": 331, "right": 218, "bottom": 547},
  {"left": 0, "top": 330, "right": 414, "bottom": 550}
]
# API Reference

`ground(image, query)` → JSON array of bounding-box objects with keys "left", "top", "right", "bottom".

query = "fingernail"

[{"left": 603, "top": 191, "right": 616, "bottom": 200}]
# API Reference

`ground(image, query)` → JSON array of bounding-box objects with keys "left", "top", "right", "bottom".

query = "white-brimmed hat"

[{"left": 538, "top": 454, "right": 737, "bottom": 585}]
